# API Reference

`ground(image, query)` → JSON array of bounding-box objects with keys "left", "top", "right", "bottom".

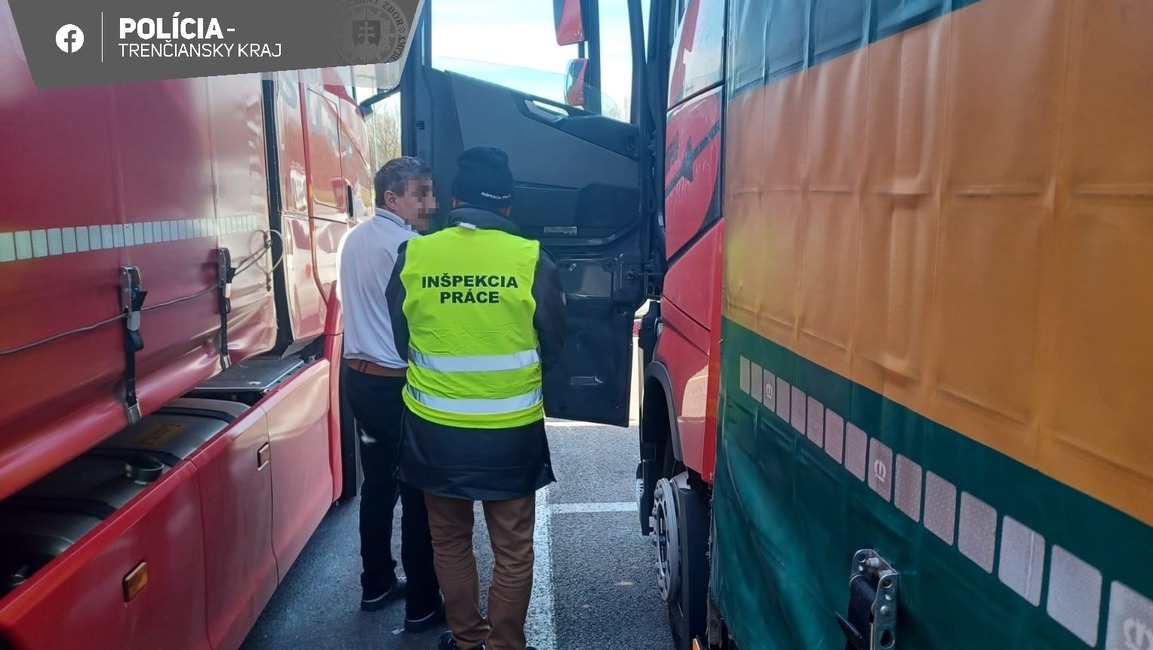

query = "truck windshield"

[{"left": 428, "top": 0, "right": 647, "bottom": 124}]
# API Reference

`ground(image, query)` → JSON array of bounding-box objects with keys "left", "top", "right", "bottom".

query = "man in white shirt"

[{"left": 337, "top": 156, "right": 445, "bottom": 632}]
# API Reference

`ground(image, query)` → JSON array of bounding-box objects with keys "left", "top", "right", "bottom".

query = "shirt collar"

[
  {"left": 374, "top": 207, "right": 412, "bottom": 230},
  {"left": 446, "top": 206, "right": 521, "bottom": 236}
]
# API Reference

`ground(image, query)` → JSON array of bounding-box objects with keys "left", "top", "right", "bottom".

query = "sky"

[{"left": 427, "top": 0, "right": 648, "bottom": 117}]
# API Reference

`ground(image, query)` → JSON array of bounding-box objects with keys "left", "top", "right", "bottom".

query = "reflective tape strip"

[
  {"left": 409, "top": 348, "right": 540, "bottom": 373},
  {"left": 406, "top": 386, "right": 543, "bottom": 415},
  {"left": 0, "top": 216, "right": 265, "bottom": 264}
]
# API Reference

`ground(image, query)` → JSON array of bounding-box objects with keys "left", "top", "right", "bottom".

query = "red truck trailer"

[{"left": 0, "top": 1, "right": 387, "bottom": 646}]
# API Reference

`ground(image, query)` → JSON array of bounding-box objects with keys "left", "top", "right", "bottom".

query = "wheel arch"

[{"left": 642, "top": 359, "right": 682, "bottom": 465}]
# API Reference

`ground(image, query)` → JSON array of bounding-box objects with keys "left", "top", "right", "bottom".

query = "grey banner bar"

[{"left": 7, "top": 0, "right": 423, "bottom": 88}]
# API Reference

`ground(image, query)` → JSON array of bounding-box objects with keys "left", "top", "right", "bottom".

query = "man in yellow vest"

[{"left": 385, "top": 146, "right": 566, "bottom": 650}]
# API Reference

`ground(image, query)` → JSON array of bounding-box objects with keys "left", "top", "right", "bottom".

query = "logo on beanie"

[{"left": 453, "top": 146, "right": 515, "bottom": 206}]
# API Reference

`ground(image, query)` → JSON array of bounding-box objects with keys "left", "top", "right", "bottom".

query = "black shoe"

[
  {"left": 433, "top": 631, "right": 484, "bottom": 650},
  {"left": 405, "top": 595, "right": 447, "bottom": 633},
  {"left": 361, "top": 577, "right": 406, "bottom": 612}
]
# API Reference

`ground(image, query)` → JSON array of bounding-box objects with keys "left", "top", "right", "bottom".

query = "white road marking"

[
  {"left": 526, "top": 485, "right": 557, "bottom": 650},
  {"left": 397, "top": 492, "right": 636, "bottom": 643},
  {"left": 525, "top": 498, "right": 639, "bottom": 647},
  {"left": 550, "top": 502, "right": 637, "bottom": 515},
  {"left": 544, "top": 420, "right": 633, "bottom": 429}
]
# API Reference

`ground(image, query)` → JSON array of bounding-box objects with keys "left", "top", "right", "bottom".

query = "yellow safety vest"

[{"left": 398, "top": 225, "right": 544, "bottom": 429}]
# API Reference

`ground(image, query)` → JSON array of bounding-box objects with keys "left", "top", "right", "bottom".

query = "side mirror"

[
  {"left": 553, "top": 0, "right": 587, "bottom": 45},
  {"left": 563, "top": 58, "right": 588, "bottom": 108}
]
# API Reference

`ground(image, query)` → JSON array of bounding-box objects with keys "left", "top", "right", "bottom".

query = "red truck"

[
  {"left": 0, "top": 1, "right": 657, "bottom": 646},
  {"left": 0, "top": 1, "right": 385, "bottom": 646}
]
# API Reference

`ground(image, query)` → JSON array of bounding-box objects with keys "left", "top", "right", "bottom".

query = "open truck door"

[{"left": 394, "top": 1, "right": 652, "bottom": 428}]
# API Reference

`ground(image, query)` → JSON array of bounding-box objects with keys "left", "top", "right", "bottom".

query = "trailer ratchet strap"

[
  {"left": 119, "top": 266, "right": 147, "bottom": 425},
  {"left": 216, "top": 248, "right": 236, "bottom": 371}
]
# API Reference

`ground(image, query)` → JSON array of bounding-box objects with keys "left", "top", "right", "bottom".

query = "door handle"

[{"left": 257, "top": 442, "right": 271, "bottom": 469}]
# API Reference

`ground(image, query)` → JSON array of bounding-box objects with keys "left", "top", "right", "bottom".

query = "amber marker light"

[{"left": 122, "top": 561, "right": 149, "bottom": 602}]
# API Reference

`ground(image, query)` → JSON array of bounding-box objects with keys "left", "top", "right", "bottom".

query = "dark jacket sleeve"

[
  {"left": 532, "top": 247, "right": 567, "bottom": 374},
  {"left": 386, "top": 239, "right": 410, "bottom": 362}
]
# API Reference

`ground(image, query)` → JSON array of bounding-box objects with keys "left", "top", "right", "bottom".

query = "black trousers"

[{"left": 345, "top": 369, "right": 441, "bottom": 617}]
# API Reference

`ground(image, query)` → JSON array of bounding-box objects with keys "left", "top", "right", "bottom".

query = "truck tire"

[{"left": 654, "top": 470, "right": 710, "bottom": 650}]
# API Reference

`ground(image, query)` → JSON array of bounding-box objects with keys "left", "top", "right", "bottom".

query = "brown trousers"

[{"left": 424, "top": 492, "right": 536, "bottom": 650}]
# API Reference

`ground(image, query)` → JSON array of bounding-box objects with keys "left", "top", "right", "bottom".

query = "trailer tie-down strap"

[
  {"left": 216, "top": 248, "right": 236, "bottom": 370},
  {"left": 835, "top": 549, "right": 899, "bottom": 650},
  {"left": 120, "top": 266, "right": 147, "bottom": 425}
]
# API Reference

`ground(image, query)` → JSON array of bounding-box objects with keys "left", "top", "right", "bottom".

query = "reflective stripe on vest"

[
  {"left": 405, "top": 385, "right": 543, "bottom": 415},
  {"left": 409, "top": 347, "right": 540, "bottom": 373}
]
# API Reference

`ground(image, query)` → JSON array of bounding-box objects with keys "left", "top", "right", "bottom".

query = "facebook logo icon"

[{"left": 55, "top": 24, "right": 84, "bottom": 53}]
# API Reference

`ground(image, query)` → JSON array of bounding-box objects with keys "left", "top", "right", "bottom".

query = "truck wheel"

[
  {"left": 652, "top": 477, "right": 680, "bottom": 605},
  {"left": 653, "top": 471, "right": 710, "bottom": 650}
]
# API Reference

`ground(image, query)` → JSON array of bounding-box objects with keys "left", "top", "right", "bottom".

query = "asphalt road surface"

[{"left": 241, "top": 346, "right": 674, "bottom": 650}]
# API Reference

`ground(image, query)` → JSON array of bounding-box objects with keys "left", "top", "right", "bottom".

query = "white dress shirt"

[{"left": 337, "top": 207, "right": 418, "bottom": 369}]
